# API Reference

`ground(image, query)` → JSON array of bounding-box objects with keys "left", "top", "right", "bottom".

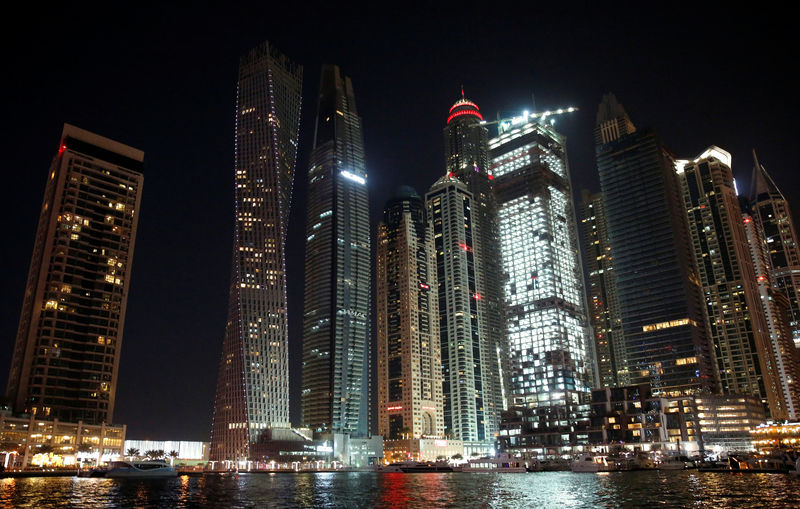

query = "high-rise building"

[
  {"left": 677, "top": 147, "right": 785, "bottom": 418},
  {"left": 489, "top": 111, "right": 594, "bottom": 444},
  {"left": 594, "top": 94, "right": 716, "bottom": 396},
  {"left": 6, "top": 124, "right": 144, "bottom": 425},
  {"left": 210, "top": 41, "right": 302, "bottom": 462},
  {"left": 376, "top": 187, "right": 443, "bottom": 441},
  {"left": 750, "top": 151, "right": 800, "bottom": 348},
  {"left": 426, "top": 175, "right": 496, "bottom": 442},
  {"left": 743, "top": 202, "right": 800, "bottom": 420},
  {"left": 436, "top": 93, "right": 505, "bottom": 441},
  {"left": 580, "top": 190, "right": 625, "bottom": 388},
  {"left": 301, "top": 65, "right": 370, "bottom": 436}
]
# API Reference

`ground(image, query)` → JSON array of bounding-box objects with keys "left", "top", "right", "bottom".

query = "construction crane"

[{"left": 479, "top": 106, "right": 579, "bottom": 131}]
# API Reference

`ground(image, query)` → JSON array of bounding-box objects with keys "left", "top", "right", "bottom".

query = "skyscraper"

[
  {"left": 210, "top": 41, "right": 302, "bottom": 462},
  {"left": 437, "top": 93, "right": 505, "bottom": 442},
  {"left": 489, "top": 112, "right": 594, "bottom": 442},
  {"left": 750, "top": 152, "right": 800, "bottom": 349},
  {"left": 594, "top": 94, "right": 716, "bottom": 396},
  {"left": 677, "top": 147, "right": 785, "bottom": 418},
  {"left": 6, "top": 124, "right": 144, "bottom": 425},
  {"left": 377, "top": 187, "right": 443, "bottom": 442},
  {"left": 580, "top": 190, "right": 625, "bottom": 388},
  {"left": 301, "top": 65, "right": 370, "bottom": 437}
]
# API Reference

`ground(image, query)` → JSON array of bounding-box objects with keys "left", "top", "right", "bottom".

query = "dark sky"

[{"left": 1, "top": 5, "right": 796, "bottom": 441}]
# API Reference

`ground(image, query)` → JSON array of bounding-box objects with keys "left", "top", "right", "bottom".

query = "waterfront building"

[
  {"left": 5, "top": 124, "right": 144, "bottom": 426},
  {"left": 0, "top": 411, "right": 125, "bottom": 469},
  {"left": 695, "top": 394, "right": 765, "bottom": 452},
  {"left": 676, "top": 147, "right": 786, "bottom": 419},
  {"left": 210, "top": 41, "right": 303, "bottom": 462},
  {"left": 749, "top": 151, "right": 800, "bottom": 348},
  {"left": 301, "top": 65, "right": 370, "bottom": 437},
  {"left": 750, "top": 421, "right": 800, "bottom": 453},
  {"left": 489, "top": 109, "right": 594, "bottom": 448},
  {"left": 580, "top": 190, "right": 625, "bottom": 387},
  {"left": 123, "top": 439, "right": 209, "bottom": 464},
  {"left": 742, "top": 206, "right": 800, "bottom": 419},
  {"left": 376, "top": 187, "right": 444, "bottom": 457},
  {"left": 437, "top": 93, "right": 506, "bottom": 442},
  {"left": 594, "top": 93, "right": 716, "bottom": 396},
  {"left": 583, "top": 385, "right": 701, "bottom": 456}
]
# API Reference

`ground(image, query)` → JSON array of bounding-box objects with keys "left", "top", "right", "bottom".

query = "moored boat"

[
  {"left": 571, "top": 453, "right": 615, "bottom": 473},
  {"left": 104, "top": 459, "right": 178, "bottom": 478},
  {"left": 461, "top": 453, "right": 527, "bottom": 473}
]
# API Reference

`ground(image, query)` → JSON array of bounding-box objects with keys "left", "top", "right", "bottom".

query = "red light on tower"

[
  {"left": 473, "top": 293, "right": 482, "bottom": 300},
  {"left": 58, "top": 144, "right": 66, "bottom": 154},
  {"left": 744, "top": 217, "right": 752, "bottom": 224}
]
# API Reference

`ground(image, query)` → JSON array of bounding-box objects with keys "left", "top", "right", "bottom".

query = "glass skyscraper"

[
  {"left": 489, "top": 114, "right": 594, "bottom": 439},
  {"left": 210, "top": 41, "right": 302, "bottom": 462},
  {"left": 6, "top": 124, "right": 144, "bottom": 425},
  {"left": 594, "top": 94, "right": 715, "bottom": 396},
  {"left": 301, "top": 65, "right": 370, "bottom": 437}
]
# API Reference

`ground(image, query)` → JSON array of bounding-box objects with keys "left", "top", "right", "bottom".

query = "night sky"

[{"left": 2, "top": 5, "right": 796, "bottom": 441}]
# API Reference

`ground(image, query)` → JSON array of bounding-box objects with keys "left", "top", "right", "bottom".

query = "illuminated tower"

[
  {"left": 210, "top": 41, "right": 302, "bottom": 462},
  {"left": 677, "top": 147, "right": 786, "bottom": 418},
  {"left": 750, "top": 151, "right": 800, "bottom": 348},
  {"left": 377, "top": 187, "right": 443, "bottom": 442},
  {"left": 594, "top": 94, "right": 716, "bottom": 396},
  {"left": 490, "top": 112, "right": 594, "bottom": 440},
  {"left": 301, "top": 65, "right": 370, "bottom": 436},
  {"left": 580, "top": 190, "right": 625, "bottom": 388},
  {"left": 437, "top": 93, "right": 506, "bottom": 441},
  {"left": 5, "top": 124, "right": 144, "bottom": 425}
]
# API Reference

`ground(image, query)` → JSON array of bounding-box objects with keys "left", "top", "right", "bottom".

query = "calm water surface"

[{"left": 1, "top": 471, "right": 798, "bottom": 508}]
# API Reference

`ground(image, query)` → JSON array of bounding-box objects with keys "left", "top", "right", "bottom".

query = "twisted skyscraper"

[{"left": 210, "top": 42, "right": 303, "bottom": 462}]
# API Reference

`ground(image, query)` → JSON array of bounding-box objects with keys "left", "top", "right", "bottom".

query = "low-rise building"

[
  {"left": 1, "top": 412, "right": 125, "bottom": 469},
  {"left": 696, "top": 395, "right": 765, "bottom": 452},
  {"left": 750, "top": 421, "right": 800, "bottom": 453},
  {"left": 383, "top": 438, "right": 463, "bottom": 463},
  {"left": 123, "top": 439, "right": 209, "bottom": 465}
]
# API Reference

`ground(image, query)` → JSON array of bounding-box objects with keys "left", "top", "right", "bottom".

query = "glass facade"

[
  {"left": 6, "top": 125, "right": 144, "bottom": 425},
  {"left": 594, "top": 96, "right": 715, "bottom": 396},
  {"left": 489, "top": 119, "right": 594, "bottom": 434},
  {"left": 301, "top": 65, "right": 370, "bottom": 436},
  {"left": 210, "top": 41, "right": 303, "bottom": 462}
]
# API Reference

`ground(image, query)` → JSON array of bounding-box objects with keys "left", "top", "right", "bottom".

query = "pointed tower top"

[
  {"left": 594, "top": 93, "right": 636, "bottom": 145},
  {"left": 447, "top": 89, "right": 483, "bottom": 125},
  {"left": 750, "top": 149, "right": 785, "bottom": 202}
]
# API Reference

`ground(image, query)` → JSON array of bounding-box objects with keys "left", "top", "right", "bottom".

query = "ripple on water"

[{"left": 1, "top": 471, "right": 798, "bottom": 508}]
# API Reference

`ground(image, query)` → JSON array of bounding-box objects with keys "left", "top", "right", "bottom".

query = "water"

[{"left": 1, "top": 471, "right": 798, "bottom": 508}]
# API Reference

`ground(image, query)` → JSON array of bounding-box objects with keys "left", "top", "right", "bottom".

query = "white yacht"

[
  {"left": 461, "top": 454, "right": 527, "bottom": 473},
  {"left": 571, "top": 453, "right": 615, "bottom": 473},
  {"left": 104, "top": 459, "right": 178, "bottom": 478}
]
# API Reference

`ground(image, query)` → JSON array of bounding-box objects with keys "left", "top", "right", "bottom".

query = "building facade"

[
  {"left": 377, "top": 188, "right": 443, "bottom": 443},
  {"left": 489, "top": 113, "right": 594, "bottom": 445},
  {"left": 1, "top": 411, "right": 126, "bottom": 469},
  {"left": 580, "top": 190, "right": 625, "bottom": 388},
  {"left": 6, "top": 124, "right": 144, "bottom": 425},
  {"left": 743, "top": 206, "right": 800, "bottom": 420},
  {"left": 440, "top": 94, "right": 507, "bottom": 441},
  {"left": 301, "top": 65, "right": 370, "bottom": 436},
  {"left": 677, "top": 147, "right": 786, "bottom": 419},
  {"left": 594, "top": 94, "right": 716, "bottom": 396},
  {"left": 210, "top": 41, "right": 303, "bottom": 462},
  {"left": 749, "top": 151, "right": 800, "bottom": 348}
]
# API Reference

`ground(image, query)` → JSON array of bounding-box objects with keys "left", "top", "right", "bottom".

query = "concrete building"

[
  {"left": 489, "top": 109, "right": 594, "bottom": 448},
  {"left": 5, "top": 125, "right": 144, "bottom": 425},
  {"left": 377, "top": 187, "right": 444, "bottom": 459},
  {"left": 301, "top": 65, "right": 371, "bottom": 437},
  {"left": 210, "top": 41, "right": 303, "bottom": 462},
  {"left": 580, "top": 190, "right": 625, "bottom": 388},
  {"left": 695, "top": 394, "right": 764, "bottom": 452},
  {"left": 0, "top": 411, "right": 125, "bottom": 469},
  {"left": 677, "top": 147, "right": 786, "bottom": 419},
  {"left": 123, "top": 439, "right": 209, "bottom": 464}
]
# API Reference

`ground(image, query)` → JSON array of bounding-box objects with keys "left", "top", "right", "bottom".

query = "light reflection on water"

[{"left": 1, "top": 471, "right": 798, "bottom": 508}]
